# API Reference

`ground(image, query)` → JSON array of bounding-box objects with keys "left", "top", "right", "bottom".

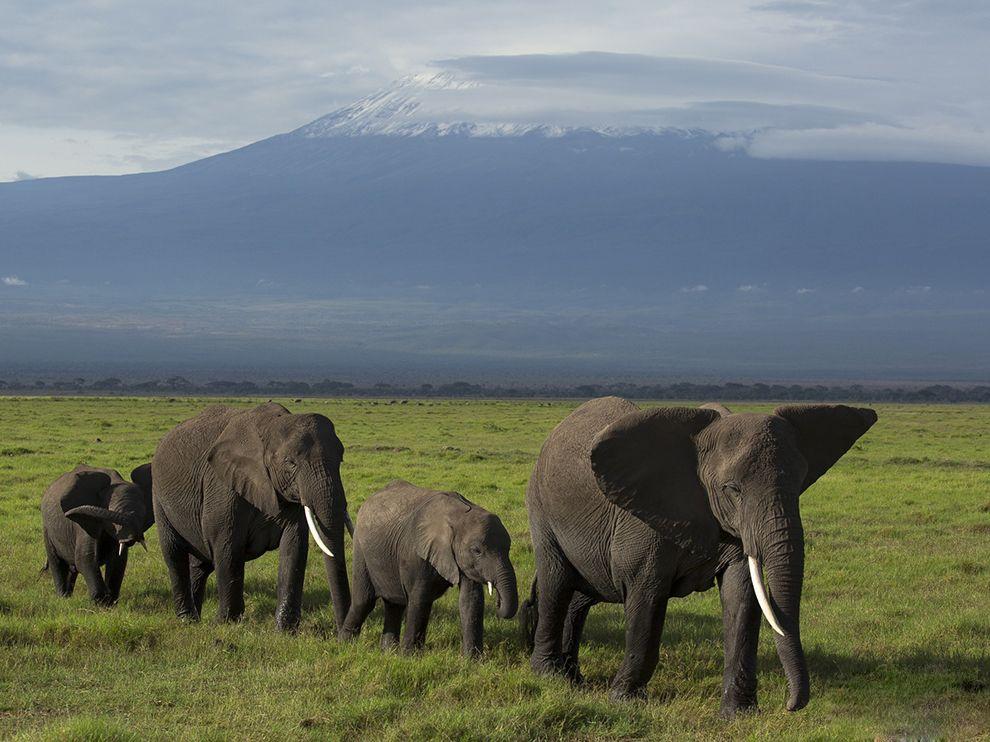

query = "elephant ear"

[
  {"left": 129, "top": 463, "right": 155, "bottom": 531},
  {"left": 415, "top": 495, "right": 464, "bottom": 585},
  {"left": 58, "top": 469, "right": 116, "bottom": 539},
  {"left": 590, "top": 407, "right": 721, "bottom": 553},
  {"left": 699, "top": 402, "right": 733, "bottom": 417},
  {"left": 206, "top": 413, "right": 281, "bottom": 518},
  {"left": 774, "top": 405, "right": 878, "bottom": 492},
  {"left": 130, "top": 463, "right": 153, "bottom": 496}
]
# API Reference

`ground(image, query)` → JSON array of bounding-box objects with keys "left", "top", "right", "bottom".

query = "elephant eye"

[
  {"left": 722, "top": 482, "right": 742, "bottom": 498},
  {"left": 470, "top": 545, "right": 483, "bottom": 556}
]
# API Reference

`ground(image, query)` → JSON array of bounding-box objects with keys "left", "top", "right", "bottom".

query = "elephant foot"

[
  {"left": 608, "top": 682, "right": 647, "bottom": 702},
  {"left": 337, "top": 626, "right": 360, "bottom": 642},
  {"left": 719, "top": 696, "right": 759, "bottom": 720},
  {"left": 275, "top": 608, "right": 301, "bottom": 633},
  {"left": 381, "top": 634, "right": 399, "bottom": 651},
  {"left": 530, "top": 653, "right": 570, "bottom": 678},
  {"left": 561, "top": 657, "right": 584, "bottom": 686},
  {"left": 177, "top": 609, "right": 200, "bottom": 623},
  {"left": 92, "top": 594, "right": 116, "bottom": 608}
]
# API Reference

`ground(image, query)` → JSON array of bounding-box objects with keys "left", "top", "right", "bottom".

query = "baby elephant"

[
  {"left": 40, "top": 463, "right": 153, "bottom": 605},
  {"left": 340, "top": 480, "right": 518, "bottom": 655}
]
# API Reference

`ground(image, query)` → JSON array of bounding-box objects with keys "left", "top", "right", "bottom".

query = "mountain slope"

[{"left": 1, "top": 73, "right": 989, "bottom": 379}]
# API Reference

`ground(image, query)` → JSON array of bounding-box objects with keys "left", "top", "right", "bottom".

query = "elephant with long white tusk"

[
  {"left": 152, "top": 403, "right": 352, "bottom": 631},
  {"left": 521, "top": 397, "right": 876, "bottom": 716}
]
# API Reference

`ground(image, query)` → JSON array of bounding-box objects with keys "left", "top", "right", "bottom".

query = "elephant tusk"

[
  {"left": 748, "top": 556, "right": 786, "bottom": 637},
  {"left": 305, "top": 506, "right": 335, "bottom": 558},
  {"left": 487, "top": 581, "right": 493, "bottom": 596},
  {"left": 344, "top": 510, "right": 355, "bottom": 537},
  {"left": 118, "top": 542, "right": 125, "bottom": 557}
]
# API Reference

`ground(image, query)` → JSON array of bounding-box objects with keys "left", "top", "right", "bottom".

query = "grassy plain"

[{"left": 0, "top": 397, "right": 987, "bottom": 740}]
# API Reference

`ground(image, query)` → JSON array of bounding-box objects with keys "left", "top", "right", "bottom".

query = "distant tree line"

[{"left": 0, "top": 376, "right": 988, "bottom": 402}]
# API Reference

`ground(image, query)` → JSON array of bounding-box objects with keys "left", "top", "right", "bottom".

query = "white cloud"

[
  {"left": 2, "top": 275, "right": 27, "bottom": 286},
  {"left": 680, "top": 284, "right": 709, "bottom": 293},
  {"left": 851, "top": 285, "right": 865, "bottom": 293},
  {"left": 796, "top": 287, "right": 815, "bottom": 294}
]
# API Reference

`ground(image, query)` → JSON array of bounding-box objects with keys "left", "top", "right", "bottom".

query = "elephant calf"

[
  {"left": 40, "top": 463, "right": 153, "bottom": 605},
  {"left": 339, "top": 480, "right": 519, "bottom": 656}
]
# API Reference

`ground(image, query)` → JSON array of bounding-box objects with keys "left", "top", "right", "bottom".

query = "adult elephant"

[
  {"left": 152, "top": 402, "right": 352, "bottom": 630},
  {"left": 522, "top": 397, "right": 876, "bottom": 716}
]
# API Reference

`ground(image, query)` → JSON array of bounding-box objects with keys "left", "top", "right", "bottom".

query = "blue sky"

[{"left": 2, "top": 1, "right": 989, "bottom": 179}]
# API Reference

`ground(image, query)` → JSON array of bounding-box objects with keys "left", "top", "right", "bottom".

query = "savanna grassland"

[{"left": 0, "top": 397, "right": 987, "bottom": 740}]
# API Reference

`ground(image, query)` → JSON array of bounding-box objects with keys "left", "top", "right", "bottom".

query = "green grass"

[{"left": 1, "top": 397, "right": 988, "bottom": 740}]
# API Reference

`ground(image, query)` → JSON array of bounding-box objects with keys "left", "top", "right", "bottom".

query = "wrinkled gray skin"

[
  {"left": 152, "top": 403, "right": 350, "bottom": 630},
  {"left": 523, "top": 397, "right": 876, "bottom": 715},
  {"left": 40, "top": 463, "right": 153, "bottom": 605},
  {"left": 339, "top": 480, "right": 518, "bottom": 656}
]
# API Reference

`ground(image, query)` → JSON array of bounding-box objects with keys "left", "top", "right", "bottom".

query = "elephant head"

[
  {"left": 206, "top": 403, "right": 349, "bottom": 559},
  {"left": 62, "top": 464, "right": 154, "bottom": 552},
  {"left": 416, "top": 493, "right": 519, "bottom": 619},
  {"left": 590, "top": 403, "right": 877, "bottom": 711}
]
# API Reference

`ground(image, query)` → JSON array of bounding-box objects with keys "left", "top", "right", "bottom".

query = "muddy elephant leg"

[
  {"left": 458, "top": 577, "right": 484, "bottom": 658},
  {"left": 561, "top": 591, "right": 598, "bottom": 684},
  {"left": 339, "top": 543, "right": 376, "bottom": 640},
  {"left": 104, "top": 548, "right": 128, "bottom": 603},
  {"left": 718, "top": 558, "right": 762, "bottom": 717},
  {"left": 381, "top": 600, "right": 404, "bottom": 650},
  {"left": 156, "top": 506, "right": 198, "bottom": 620},
  {"left": 610, "top": 583, "right": 670, "bottom": 701},
  {"left": 275, "top": 519, "right": 308, "bottom": 632},
  {"left": 189, "top": 556, "right": 213, "bottom": 616},
  {"left": 529, "top": 533, "right": 577, "bottom": 679}
]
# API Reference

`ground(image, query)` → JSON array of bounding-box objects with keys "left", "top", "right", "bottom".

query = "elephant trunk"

[
  {"left": 301, "top": 465, "right": 351, "bottom": 625},
  {"left": 301, "top": 466, "right": 347, "bottom": 556},
  {"left": 492, "top": 559, "right": 518, "bottom": 620},
  {"left": 758, "top": 509, "right": 809, "bottom": 712}
]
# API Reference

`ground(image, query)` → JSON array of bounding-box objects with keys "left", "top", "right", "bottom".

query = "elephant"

[
  {"left": 40, "top": 463, "right": 154, "bottom": 605},
  {"left": 339, "top": 480, "right": 519, "bottom": 656},
  {"left": 151, "top": 403, "right": 352, "bottom": 630},
  {"left": 522, "top": 397, "right": 877, "bottom": 715}
]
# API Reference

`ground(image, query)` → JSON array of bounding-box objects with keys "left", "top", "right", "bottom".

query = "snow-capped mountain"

[
  {"left": 1, "top": 69, "right": 989, "bottom": 378},
  {"left": 293, "top": 71, "right": 692, "bottom": 138}
]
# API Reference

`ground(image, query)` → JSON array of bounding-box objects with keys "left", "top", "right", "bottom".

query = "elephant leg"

[
  {"left": 275, "top": 520, "right": 308, "bottom": 632},
  {"left": 339, "top": 544, "right": 376, "bottom": 640},
  {"left": 718, "top": 559, "right": 762, "bottom": 717},
  {"left": 157, "top": 512, "right": 198, "bottom": 620},
  {"left": 561, "top": 591, "right": 598, "bottom": 684},
  {"left": 44, "top": 532, "right": 74, "bottom": 597},
  {"left": 609, "top": 584, "right": 670, "bottom": 701},
  {"left": 529, "top": 534, "right": 577, "bottom": 679},
  {"left": 214, "top": 549, "right": 246, "bottom": 623},
  {"left": 189, "top": 556, "right": 213, "bottom": 616},
  {"left": 458, "top": 577, "right": 485, "bottom": 658},
  {"left": 104, "top": 548, "right": 128, "bottom": 603},
  {"left": 323, "top": 550, "right": 351, "bottom": 632},
  {"left": 381, "top": 600, "right": 404, "bottom": 650},
  {"left": 78, "top": 556, "right": 113, "bottom": 606},
  {"left": 401, "top": 589, "right": 435, "bottom": 653}
]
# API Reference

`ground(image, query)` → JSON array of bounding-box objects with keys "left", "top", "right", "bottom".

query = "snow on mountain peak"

[{"left": 292, "top": 70, "right": 677, "bottom": 139}]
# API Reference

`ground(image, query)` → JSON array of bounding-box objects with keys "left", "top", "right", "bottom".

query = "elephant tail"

[{"left": 518, "top": 576, "right": 538, "bottom": 652}]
